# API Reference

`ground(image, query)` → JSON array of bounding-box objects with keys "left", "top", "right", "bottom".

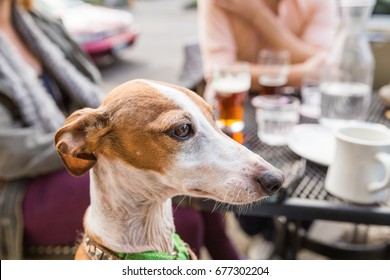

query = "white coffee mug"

[{"left": 325, "top": 123, "right": 390, "bottom": 204}]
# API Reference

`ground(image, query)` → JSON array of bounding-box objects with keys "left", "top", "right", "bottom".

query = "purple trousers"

[{"left": 23, "top": 170, "right": 240, "bottom": 259}]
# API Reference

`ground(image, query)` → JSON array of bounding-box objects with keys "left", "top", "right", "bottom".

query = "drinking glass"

[
  {"left": 300, "top": 74, "right": 321, "bottom": 119},
  {"left": 319, "top": 82, "right": 371, "bottom": 129},
  {"left": 252, "top": 95, "right": 300, "bottom": 146},
  {"left": 211, "top": 62, "right": 251, "bottom": 135},
  {"left": 258, "top": 50, "right": 290, "bottom": 95}
]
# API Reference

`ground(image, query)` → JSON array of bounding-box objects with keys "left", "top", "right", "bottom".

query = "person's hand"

[
  {"left": 214, "top": 0, "right": 263, "bottom": 22},
  {"left": 287, "top": 52, "right": 327, "bottom": 87},
  {"left": 300, "top": 52, "right": 327, "bottom": 75}
]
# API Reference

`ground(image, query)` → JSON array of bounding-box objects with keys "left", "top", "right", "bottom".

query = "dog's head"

[{"left": 55, "top": 79, "right": 283, "bottom": 204}]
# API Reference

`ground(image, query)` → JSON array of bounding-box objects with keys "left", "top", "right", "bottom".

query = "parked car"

[{"left": 34, "top": 0, "right": 139, "bottom": 64}]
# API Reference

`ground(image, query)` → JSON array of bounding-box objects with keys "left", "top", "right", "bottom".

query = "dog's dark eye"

[{"left": 171, "top": 124, "right": 192, "bottom": 140}]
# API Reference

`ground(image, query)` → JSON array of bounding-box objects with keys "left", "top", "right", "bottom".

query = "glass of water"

[
  {"left": 251, "top": 95, "right": 300, "bottom": 146},
  {"left": 300, "top": 75, "right": 321, "bottom": 119},
  {"left": 319, "top": 82, "right": 371, "bottom": 129}
]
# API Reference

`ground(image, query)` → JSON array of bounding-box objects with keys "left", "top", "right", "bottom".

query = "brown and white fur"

[{"left": 54, "top": 79, "right": 284, "bottom": 259}]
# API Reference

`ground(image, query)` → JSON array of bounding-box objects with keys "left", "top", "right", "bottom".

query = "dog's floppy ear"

[{"left": 55, "top": 108, "right": 110, "bottom": 176}]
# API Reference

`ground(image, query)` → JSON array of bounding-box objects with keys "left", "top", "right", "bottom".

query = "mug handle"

[{"left": 369, "top": 152, "right": 390, "bottom": 192}]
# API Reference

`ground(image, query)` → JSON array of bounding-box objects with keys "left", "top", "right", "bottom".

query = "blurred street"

[{"left": 99, "top": 0, "right": 198, "bottom": 93}]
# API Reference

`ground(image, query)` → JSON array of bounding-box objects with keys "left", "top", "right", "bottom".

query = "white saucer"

[{"left": 287, "top": 124, "right": 335, "bottom": 166}]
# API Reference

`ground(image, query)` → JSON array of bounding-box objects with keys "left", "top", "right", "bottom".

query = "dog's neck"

[{"left": 84, "top": 158, "right": 177, "bottom": 254}]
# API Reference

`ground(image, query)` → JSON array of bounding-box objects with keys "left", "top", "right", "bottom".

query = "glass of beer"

[
  {"left": 211, "top": 62, "right": 251, "bottom": 135},
  {"left": 258, "top": 50, "right": 290, "bottom": 95}
]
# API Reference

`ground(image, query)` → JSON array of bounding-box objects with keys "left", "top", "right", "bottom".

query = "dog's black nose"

[{"left": 257, "top": 170, "right": 284, "bottom": 195}]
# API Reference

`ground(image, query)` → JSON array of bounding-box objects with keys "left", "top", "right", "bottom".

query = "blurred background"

[
  {"left": 33, "top": 0, "right": 199, "bottom": 93},
  {"left": 31, "top": 0, "right": 390, "bottom": 94}
]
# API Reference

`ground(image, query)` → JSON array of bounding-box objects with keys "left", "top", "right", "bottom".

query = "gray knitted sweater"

[{"left": 0, "top": 6, "right": 103, "bottom": 259}]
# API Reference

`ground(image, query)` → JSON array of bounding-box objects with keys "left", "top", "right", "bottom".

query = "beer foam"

[
  {"left": 259, "top": 75, "right": 287, "bottom": 87},
  {"left": 212, "top": 74, "right": 251, "bottom": 96}
]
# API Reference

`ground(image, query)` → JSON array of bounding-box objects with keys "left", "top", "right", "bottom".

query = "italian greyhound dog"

[{"left": 54, "top": 79, "right": 284, "bottom": 260}]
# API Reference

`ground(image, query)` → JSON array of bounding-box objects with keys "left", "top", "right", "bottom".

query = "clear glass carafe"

[{"left": 320, "top": 0, "right": 376, "bottom": 129}]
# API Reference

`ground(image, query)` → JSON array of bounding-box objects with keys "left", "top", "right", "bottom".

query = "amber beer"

[
  {"left": 258, "top": 50, "right": 290, "bottom": 95},
  {"left": 216, "top": 91, "right": 247, "bottom": 133},
  {"left": 212, "top": 63, "right": 251, "bottom": 135},
  {"left": 259, "top": 75, "right": 287, "bottom": 95}
]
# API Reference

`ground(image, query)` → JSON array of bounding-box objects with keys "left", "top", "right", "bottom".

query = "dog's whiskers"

[{"left": 173, "top": 196, "right": 188, "bottom": 214}]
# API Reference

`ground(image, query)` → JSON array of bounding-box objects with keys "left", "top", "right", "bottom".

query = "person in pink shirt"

[{"left": 198, "top": 0, "right": 339, "bottom": 98}]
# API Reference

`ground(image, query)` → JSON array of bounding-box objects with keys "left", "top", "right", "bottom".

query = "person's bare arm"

[
  {"left": 215, "top": 0, "right": 320, "bottom": 63},
  {"left": 249, "top": 51, "right": 326, "bottom": 91}
]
